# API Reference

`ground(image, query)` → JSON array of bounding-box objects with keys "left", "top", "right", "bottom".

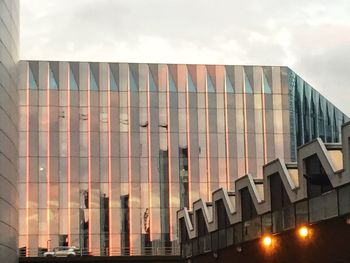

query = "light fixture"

[
  {"left": 298, "top": 226, "right": 309, "bottom": 238},
  {"left": 262, "top": 235, "right": 273, "bottom": 247},
  {"left": 346, "top": 217, "right": 350, "bottom": 225}
]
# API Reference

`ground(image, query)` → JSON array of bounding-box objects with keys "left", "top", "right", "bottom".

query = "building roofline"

[{"left": 20, "top": 59, "right": 290, "bottom": 69}]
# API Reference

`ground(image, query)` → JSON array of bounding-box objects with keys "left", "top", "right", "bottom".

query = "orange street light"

[
  {"left": 298, "top": 226, "right": 310, "bottom": 239},
  {"left": 262, "top": 235, "right": 273, "bottom": 248}
]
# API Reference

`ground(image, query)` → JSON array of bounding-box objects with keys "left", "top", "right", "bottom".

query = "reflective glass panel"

[
  {"left": 110, "top": 66, "right": 118, "bottom": 91},
  {"left": 188, "top": 73, "right": 196, "bottom": 92},
  {"left": 49, "top": 67, "right": 58, "bottom": 90},
  {"left": 70, "top": 67, "right": 78, "bottom": 90},
  {"left": 149, "top": 71, "right": 157, "bottom": 91},
  {"left": 225, "top": 74, "right": 234, "bottom": 93},
  {"left": 90, "top": 68, "right": 98, "bottom": 91},
  {"left": 263, "top": 73, "right": 271, "bottom": 94},
  {"left": 207, "top": 75, "right": 215, "bottom": 92},
  {"left": 169, "top": 72, "right": 176, "bottom": 92},
  {"left": 130, "top": 68, "right": 137, "bottom": 91},
  {"left": 29, "top": 66, "right": 38, "bottom": 90},
  {"left": 245, "top": 74, "right": 253, "bottom": 93}
]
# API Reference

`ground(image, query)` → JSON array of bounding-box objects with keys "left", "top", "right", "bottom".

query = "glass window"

[
  {"left": 90, "top": 68, "right": 98, "bottom": 91},
  {"left": 270, "top": 173, "right": 291, "bottom": 210},
  {"left": 244, "top": 74, "right": 253, "bottom": 93},
  {"left": 49, "top": 67, "right": 58, "bottom": 90},
  {"left": 129, "top": 67, "right": 138, "bottom": 91},
  {"left": 234, "top": 223, "right": 243, "bottom": 244},
  {"left": 196, "top": 210, "right": 208, "bottom": 237},
  {"left": 243, "top": 217, "right": 261, "bottom": 241},
  {"left": 263, "top": 73, "right": 271, "bottom": 94},
  {"left": 295, "top": 78, "right": 303, "bottom": 146},
  {"left": 334, "top": 109, "right": 340, "bottom": 141},
  {"left": 148, "top": 65, "right": 158, "bottom": 92},
  {"left": 109, "top": 66, "right": 118, "bottom": 91},
  {"left": 261, "top": 213, "right": 272, "bottom": 234},
  {"left": 311, "top": 92, "right": 317, "bottom": 139},
  {"left": 149, "top": 71, "right": 157, "bottom": 91},
  {"left": 225, "top": 65, "right": 235, "bottom": 93},
  {"left": 303, "top": 83, "right": 311, "bottom": 142},
  {"left": 226, "top": 226, "right": 234, "bottom": 246},
  {"left": 225, "top": 74, "right": 234, "bottom": 93},
  {"left": 207, "top": 75, "right": 215, "bottom": 93},
  {"left": 169, "top": 72, "right": 177, "bottom": 92},
  {"left": 188, "top": 73, "right": 196, "bottom": 92},
  {"left": 272, "top": 205, "right": 295, "bottom": 233},
  {"left": 318, "top": 96, "right": 325, "bottom": 141},
  {"left": 179, "top": 147, "right": 189, "bottom": 209},
  {"left": 216, "top": 200, "right": 230, "bottom": 229},
  {"left": 219, "top": 229, "right": 227, "bottom": 249},
  {"left": 120, "top": 194, "right": 130, "bottom": 254},
  {"left": 29, "top": 65, "right": 38, "bottom": 90},
  {"left": 241, "top": 188, "right": 257, "bottom": 221},
  {"left": 295, "top": 200, "right": 308, "bottom": 225},
  {"left": 305, "top": 154, "right": 333, "bottom": 198},
  {"left": 326, "top": 103, "right": 333, "bottom": 142},
  {"left": 70, "top": 67, "right": 78, "bottom": 91}
]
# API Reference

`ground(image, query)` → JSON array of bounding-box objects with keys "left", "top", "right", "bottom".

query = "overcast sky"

[{"left": 21, "top": 0, "right": 350, "bottom": 115}]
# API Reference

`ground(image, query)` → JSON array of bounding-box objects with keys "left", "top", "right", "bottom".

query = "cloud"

[
  {"left": 294, "top": 42, "right": 350, "bottom": 114},
  {"left": 20, "top": 0, "right": 350, "bottom": 114}
]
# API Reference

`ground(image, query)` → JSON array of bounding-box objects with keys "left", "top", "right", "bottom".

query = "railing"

[
  {"left": 19, "top": 246, "right": 180, "bottom": 258},
  {"left": 181, "top": 242, "right": 192, "bottom": 258},
  {"left": 243, "top": 217, "right": 262, "bottom": 241},
  {"left": 272, "top": 205, "right": 295, "bottom": 233}
]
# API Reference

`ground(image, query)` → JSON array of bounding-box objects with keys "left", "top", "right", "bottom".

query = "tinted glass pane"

[
  {"left": 70, "top": 68, "right": 78, "bottom": 90},
  {"left": 225, "top": 74, "right": 234, "bottom": 93},
  {"left": 129, "top": 68, "right": 138, "bottom": 91},
  {"left": 109, "top": 67, "right": 118, "bottom": 91},
  {"left": 295, "top": 200, "right": 308, "bottom": 225},
  {"left": 29, "top": 66, "right": 38, "bottom": 90},
  {"left": 245, "top": 74, "right": 253, "bottom": 93},
  {"left": 188, "top": 74, "right": 196, "bottom": 92},
  {"left": 207, "top": 75, "right": 215, "bottom": 92},
  {"left": 169, "top": 73, "right": 176, "bottom": 92},
  {"left": 263, "top": 73, "right": 271, "bottom": 94},
  {"left": 149, "top": 71, "right": 157, "bottom": 91},
  {"left": 90, "top": 70, "right": 98, "bottom": 91},
  {"left": 179, "top": 147, "right": 189, "bottom": 209},
  {"left": 49, "top": 68, "right": 58, "bottom": 90}
]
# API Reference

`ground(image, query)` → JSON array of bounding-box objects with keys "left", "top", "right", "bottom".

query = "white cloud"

[{"left": 20, "top": 0, "right": 350, "bottom": 114}]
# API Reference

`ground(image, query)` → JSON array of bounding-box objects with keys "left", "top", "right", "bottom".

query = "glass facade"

[
  {"left": 18, "top": 61, "right": 347, "bottom": 256},
  {"left": 288, "top": 70, "right": 347, "bottom": 160},
  {"left": 0, "top": 0, "right": 19, "bottom": 262}
]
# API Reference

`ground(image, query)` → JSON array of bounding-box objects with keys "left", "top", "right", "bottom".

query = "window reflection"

[
  {"left": 179, "top": 147, "right": 189, "bottom": 209},
  {"left": 19, "top": 63, "right": 348, "bottom": 255}
]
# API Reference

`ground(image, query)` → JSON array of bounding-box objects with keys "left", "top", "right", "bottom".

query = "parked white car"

[{"left": 43, "top": 246, "right": 77, "bottom": 257}]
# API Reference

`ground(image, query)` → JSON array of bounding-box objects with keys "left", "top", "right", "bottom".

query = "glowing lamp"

[
  {"left": 298, "top": 226, "right": 309, "bottom": 238},
  {"left": 262, "top": 235, "right": 273, "bottom": 247}
]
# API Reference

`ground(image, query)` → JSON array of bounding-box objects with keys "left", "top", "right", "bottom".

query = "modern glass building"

[
  {"left": 0, "top": 0, "right": 19, "bottom": 262},
  {"left": 17, "top": 61, "right": 348, "bottom": 256}
]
